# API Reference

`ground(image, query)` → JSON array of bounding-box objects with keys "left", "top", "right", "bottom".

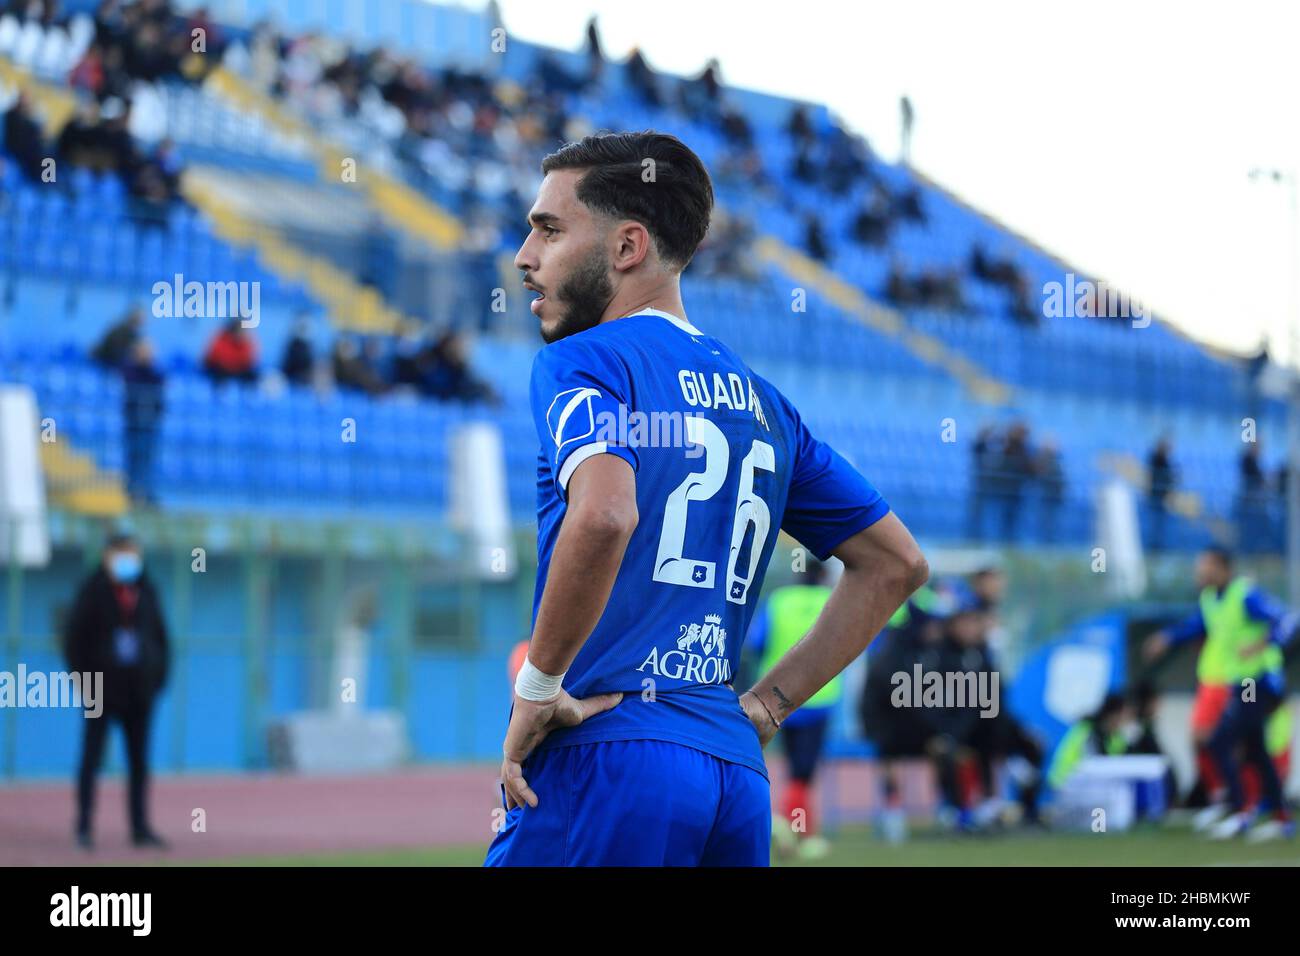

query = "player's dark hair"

[
  {"left": 540, "top": 131, "right": 714, "bottom": 271},
  {"left": 1092, "top": 692, "right": 1127, "bottom": 723},
  {"left": 1202, "top": 545, "right": 1234, "bottom": 569}
]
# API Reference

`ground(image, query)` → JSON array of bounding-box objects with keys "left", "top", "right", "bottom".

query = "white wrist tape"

[{"left": 514, "top": 657, "right": 566, "bottom": 702}]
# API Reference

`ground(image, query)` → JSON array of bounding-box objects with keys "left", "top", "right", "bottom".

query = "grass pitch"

[{"left": 170, "top": 824, "right": 1300, "bottom": 867}]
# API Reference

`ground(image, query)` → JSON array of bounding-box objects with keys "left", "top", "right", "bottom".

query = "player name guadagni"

[{"left": 677, "top": 368, "right": 769, "bottom": 428}]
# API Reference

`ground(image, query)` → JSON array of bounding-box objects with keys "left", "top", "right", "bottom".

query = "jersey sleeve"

[
  {"left": 1166, "top": 609, "right": 1206, "bottom": 645},
  {"left": 530, "top": 337, "right": 640, "bottom": 502},
  {"left": 779, "top": 397, "right": 890, "bottom": 561},
  {"left": 1244, "top": 587, "right": 1291, "bottom": 646}
]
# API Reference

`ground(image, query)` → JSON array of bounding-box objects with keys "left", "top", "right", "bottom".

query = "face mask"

[{"left": 110, "top": 552, "right": 142, "bottom": 583}]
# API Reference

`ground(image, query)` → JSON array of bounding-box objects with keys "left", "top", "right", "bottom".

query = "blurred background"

[{"left": 0, "top": 0, "right": 1296, "bottom": 865}]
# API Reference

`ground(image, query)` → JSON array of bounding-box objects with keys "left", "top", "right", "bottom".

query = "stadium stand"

[{"left": 4, "top": 0, "right": 1284, "bottom": 555}]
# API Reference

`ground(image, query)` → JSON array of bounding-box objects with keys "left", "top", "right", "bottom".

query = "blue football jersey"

[{"left": 524, "top": 307, "right": 889, "bottom": 777}]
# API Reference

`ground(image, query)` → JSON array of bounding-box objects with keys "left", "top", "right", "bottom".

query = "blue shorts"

[{"left": 484, "top": 739, "right": 771, "bottom": 867}]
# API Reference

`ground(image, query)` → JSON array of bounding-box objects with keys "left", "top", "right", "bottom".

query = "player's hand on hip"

[
  {"left": 500, "top": 689, "right": 623, "bottom": 810},
  {"left": 739, "top": 690, "right": 780, "bottom": 748}
]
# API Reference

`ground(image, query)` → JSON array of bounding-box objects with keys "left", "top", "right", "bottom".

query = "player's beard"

[{"left": 540, "top": 246, "right": 614, "bottom": 344}]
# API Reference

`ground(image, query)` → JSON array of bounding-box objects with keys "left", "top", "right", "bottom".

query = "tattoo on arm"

[{"left": 771, "top": 686, "right": 793, "bottom": 717}]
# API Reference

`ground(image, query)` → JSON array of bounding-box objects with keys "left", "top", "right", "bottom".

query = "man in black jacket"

[{"left": 63, "top": 532, "right": 170, "bottom": 850}]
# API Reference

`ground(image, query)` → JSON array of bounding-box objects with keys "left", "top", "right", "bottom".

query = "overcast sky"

[{"left": 472, "top": 0, "right": 1300, "bottom": 364}]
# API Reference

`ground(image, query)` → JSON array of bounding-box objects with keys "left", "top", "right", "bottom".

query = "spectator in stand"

[
  {"left": 128, "top": 161, "right": 173, "bottom": 228},
  {"left": 203, "top": 319, "right": 259, "bottom": 386},
  {"left": 786, "top": 104, "right": 814, "bottom": 146},
  {"left": 91, "top": 96, "right": 137, "bottom": 175},
  {"left": 625, "top": 47, "right": 662, "bottom": 107},
  {"left": 803, "top": 213, "right": 829, "bottom": 263},
  {"left": 822, "top": 125, "right": 872, "bottom": 195},
  {"left": 69, "top": 40, "right": 108, "bottom": 97},
  {"left": 3, "top": 90, "right": 48, "bottom": 182},
  {"left": 886, "top": 259, "right": 914, "bottom": 307},
  {"left": 995, "top": 422, "right": 1034, "bottom": 543},
  {"left": 92, "top": 306, "right": 144, "bottom": 369},
  {"left": 1036, "top": 438, "right": 1065, "bottom": 543},
  {"left": 851, "top": 190, "right": 891, "bottom": 248},
  {"left": 914, "top": 268, "right": 965, "bottom": 311},
  {"left": 534, "top": 51, "right": 587, "bottom": 97},
  {"left": 1237, "top": 442, "right": 1270, "bottom": 554},
  {"left": 791, "top": 142, "right": 818, "bottom": 185},
  {"left": 893, "top": 185, "right": 925, "bottom": 223},
  {"left": 391, "top": 325, "right": 429, "bottom": 392},
  {"left": 54, "top": 100, "right": 106, "bottom": 169},
  {"left": 143, "top": 137, "right": 182, "bottom": 196},
  {"left": 720, "top": 107, "right": 753, "bottom": 149},
  {"left": 968, "top": 425, "right": 1000, "bottom": 541},
  {"left": 279, "top": 317, "right": 316, "bottom": 387},
  {"left": 424, "top": 330, "right": 498, "bottom": 405},
  {"left": 1147, "top": 435, "right": 1176, "bottom": 550},
  {"left": 970, "top": 244, "right": 1023, "bottom": 287},
  {"left": 886, "top": 263, "right": 964, "bottom": 311},
  {"left": 183, "top": 5, "right": 225, "bottom": 67},
  {"left": 693, "top": 210, "right": 757, "bottom": 281},
  {"left": 1008, "top": 273, "right": 1041, "bottom": 326},
  {"left": 678, "top": 58, "right": 723, "bottom": 124},
  {"left": 331, "top": 337, "right": 388, "bottom": 396},
  {"left": 122, "top": 339, "right": 164, "bottom": 505}
]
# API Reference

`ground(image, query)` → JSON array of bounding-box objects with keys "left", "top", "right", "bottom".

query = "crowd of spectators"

[
  {"left": 969, "top": 243, "right": 1039, "bottom": 324},
  {"left": 88, "top": 306, "right": 500, "bottom": 503},
  {"left": 221, "top": 14, "right": 772, "bottom": 281},
  {"left": 1236, "top": 440, "right": 1287, "bottom": 555},
  {"left": 885, "top": 259, "right": 967, "bottom": 312},
  {"left": 0, "top": 0, "right": 209, "bottom": 222},
  {"left": 1145, "top": 436, "right": 1287, "bottom": 554},
  {"left": 968, "top": 421, "right": 1066, "bottom": 544},
  {"left": 93, "top": 307, "right": 499, "bottom": 403}
]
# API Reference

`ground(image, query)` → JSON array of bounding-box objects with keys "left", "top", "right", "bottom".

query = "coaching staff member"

[{"left": 64, "top": 531, "right": 170, "bottom": 850}]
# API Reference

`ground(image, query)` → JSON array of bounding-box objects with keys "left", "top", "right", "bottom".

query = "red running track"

[
  {"left": 0, "top": 765, "right": 504, "bottom": 866},
  {"left": 0, "top": 758, "right": 927, "bottom": 865}
]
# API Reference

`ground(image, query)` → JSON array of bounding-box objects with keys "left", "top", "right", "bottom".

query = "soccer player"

[
  {"left": 1143, "top": 546, "right": 1295, "bottom": 841},
  {"left": 484, "top": 132, "right": 928, "bottom": 866}
]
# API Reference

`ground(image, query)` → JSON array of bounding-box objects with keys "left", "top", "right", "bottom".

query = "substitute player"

[
  {"left": 485, "top": 131, "right": 928, "bottom": 866},
  {"left": 1144, "top": 546, "right": 1295, "bottom": 841}
]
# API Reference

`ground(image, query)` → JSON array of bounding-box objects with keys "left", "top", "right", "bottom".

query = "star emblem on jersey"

[{"left": 692, "top": 565, "right": 707, "bottom": 582}]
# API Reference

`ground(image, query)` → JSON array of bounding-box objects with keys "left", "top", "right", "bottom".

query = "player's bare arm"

[
  {"left": 740, "top": 513, "right": 928, "bottom": 745},
  {"left": 499, "top": 454, "right": 637, "bottom": 809}
]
